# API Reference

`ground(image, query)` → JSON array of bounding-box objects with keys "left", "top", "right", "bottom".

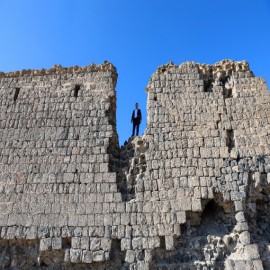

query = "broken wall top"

[{"left": 0, "top": 61, "right": 117, "bottom": 78}]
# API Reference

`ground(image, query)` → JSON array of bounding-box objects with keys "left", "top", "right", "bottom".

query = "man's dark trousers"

[{"left": 132, "top": 118, "right": 140, "bottom": 136}]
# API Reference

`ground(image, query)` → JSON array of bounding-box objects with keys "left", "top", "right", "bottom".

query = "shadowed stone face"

[{"left": 0, "top": 60, "right": 269, "bottom": 269}]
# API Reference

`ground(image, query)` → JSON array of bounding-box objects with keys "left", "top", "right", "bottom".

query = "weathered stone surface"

[
  {"left": 239, "top": 231, "right": 251, "bottom": 245},
  {"left": 82, "top": 250, "right": 93, "bottom": 263},
  {"left": 0, "top": 59, "right": 270, "bottom": 269}
]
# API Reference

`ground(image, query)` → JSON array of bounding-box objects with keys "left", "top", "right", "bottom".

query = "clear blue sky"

[{"left": 0, "top": 0, "right": 270, "bottom": 145}]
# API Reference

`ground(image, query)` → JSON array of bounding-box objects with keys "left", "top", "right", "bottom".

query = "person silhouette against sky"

[{"left": 131, "top": 102, "right": 142, "bottom": 136}]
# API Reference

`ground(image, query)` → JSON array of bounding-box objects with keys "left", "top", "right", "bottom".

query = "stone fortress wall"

[{"left": 0, "top": 60, "right": 270, "bottom": 269}]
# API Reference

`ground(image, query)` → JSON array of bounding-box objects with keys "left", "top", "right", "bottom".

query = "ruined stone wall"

[
  {"left": 0, "top": 63, "right": 127, "bottom": 268},
  {"left": 0, "top": 60, "right": 270, "bottom": 270},
  {"left": 144, "top": 60, "right": 270, "bottom": 269}
]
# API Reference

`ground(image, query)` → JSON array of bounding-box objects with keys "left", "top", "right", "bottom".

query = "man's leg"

[{"left": 136, "top": 123, "right": 139, "bottom": 136}]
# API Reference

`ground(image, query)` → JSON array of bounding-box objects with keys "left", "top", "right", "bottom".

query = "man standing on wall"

[{"left": 131, "top": 103, "right": 142, "bottom": 136}]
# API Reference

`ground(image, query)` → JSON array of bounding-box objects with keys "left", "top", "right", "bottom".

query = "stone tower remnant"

[{"left": 0, "top": 60, "right": 269, "bottom": 269}]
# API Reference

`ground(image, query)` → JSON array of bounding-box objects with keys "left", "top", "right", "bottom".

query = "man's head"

[{"left": 135, "top": 103, "right": 139, "bottom": 109}]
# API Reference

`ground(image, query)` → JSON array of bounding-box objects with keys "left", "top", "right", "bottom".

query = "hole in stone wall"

[
  {"left": 150, "top": 198, "right": 236, "bottom": 269},
  {"left": 159, "top": 236, "right": 166, "bottom": 249},
  {"left": 201, "top": 199, "right": 224, "bottom": 224},
  {"left": 14, "top": 88, "right": 20, "bottom": 101},
  {"left": 62, "top": 237, "right": 71, "bottom": 249},
  {"left": 255, "top": 198, "right": 270, "bottom": 236},
  {"left": 74, "top": 85, "right": 80, "bottom": 98},
  {"left": 108, "top": 239, "right": 125, "bottom": 266},
  {"left": 203, "top": 79, "right": 213, "bottom": 92},
  {"left": 227, "top": 88, "right": 232, "bottom": 98},
  {"left": 223, "top": 88, "right": 233, "bottom": 98},
  {"left": 226, "top": 130, "right": 235, "bottom": 152},
  {"left": 220, "top": 76, "right": 234, "bottom": 98},
  {"left": 220, "top": 77, "right": 228, "bottom": 87}
]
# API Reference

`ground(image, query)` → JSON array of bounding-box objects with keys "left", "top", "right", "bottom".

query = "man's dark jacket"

[{"left": 131, "top": 109, "right": 142, "bottom": 123}]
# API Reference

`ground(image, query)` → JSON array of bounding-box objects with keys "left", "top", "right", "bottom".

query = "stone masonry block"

[
  {"left": 132, "top": 237, "right": 143, "bottom": 250},
  {"left": 178, "top": 198, "right": 192, "bottom": 211},
  {"left": 82, "top": 250, "right": 93, "bottom": 263},
  {"left": 125, "top": 250, "right": 136, "bottom": 264},
  {"left": 234, "top": 221, "right": 249, "bottom": 233},
  {"left": 191, "top": 198, "right": 202, "bottom": 212},
  {"left": 90, "top": 238, "right": 100, "bottom": 251},
  {"left": 235, "top": 211, "right": 246, "bottom": 222},
  {"left": 40, "top": 238, "right": 52, "bottom": 251},
  {"left": 52, "top": 237, "right": 62, "bottom": 250},
  {"left": 176, "top": 211, "right": 186, "bottom": 224},
  {"left": 121, "top": 238, "right": 132, "bottom": 251},
  {"left": 252, "top": 259, "right": 264, "bottom": 270},
  {"left": 63, "top": 173, "right": 75, "bottom": 183},
  {"left": 71, "top": 237, "right": 81, "bottom": 249},
  {"left": 234, "top": 201, "right": 243, "bottom": 212},
  {"left": 92, "top": 250, "right": 105, "bottom": 262},
  {"left": 148, "top": 237, "right": 160, "bottom": 249},
  {"left": 100, "top": 238, "right": 111, "bottom": 251},
  {"left": 244, "top": 244, "right": 260, "bottom": 260},
  {"left": 70, "top": 248, "right": 82, "bottom": 263},
  {"left": 239, "top": 231, "right": 251, "bottom": 245},
  {"left": 81, "top": 237, "right": 90, "bottom": 250},
  {"left": 64, "top": 249, "right": 70, "bottom": 262},
  {"left": 165, "top": 235, "right": 174, "bottom": 250}
]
